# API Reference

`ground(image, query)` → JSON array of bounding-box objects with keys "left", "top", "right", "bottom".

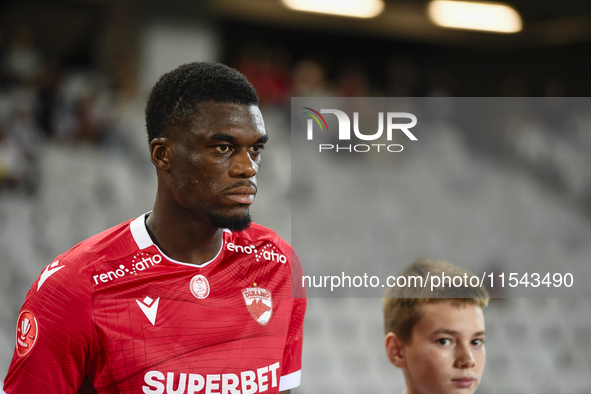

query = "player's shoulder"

[
  {"left": 27, "top": 216, "right": 143, "bottom": 312},
  {"left": 51, "top": 217, "right": 139, "bottom": 276}
]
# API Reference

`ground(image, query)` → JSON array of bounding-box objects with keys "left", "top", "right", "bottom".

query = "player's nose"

[{"left": 230, "top": 149, "right": 258, "bottom": 178}]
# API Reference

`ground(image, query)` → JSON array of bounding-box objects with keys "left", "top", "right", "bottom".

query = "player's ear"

[
  {"left": 385, "top": 332, "right": 407, "bottom": 368},
  {"left": 149, "top": 138, "right": 171, "bottom": 172}
]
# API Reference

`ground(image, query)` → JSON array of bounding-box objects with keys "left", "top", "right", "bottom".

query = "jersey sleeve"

[
  {"left": 279, "top": 297, "right": 306, "bottom": 391},
  {"left": 279, "top": 249, "right": 307, "bottom": 391},
  {"left": 3, "top": 259, "right": 93, "bottom": 393}
]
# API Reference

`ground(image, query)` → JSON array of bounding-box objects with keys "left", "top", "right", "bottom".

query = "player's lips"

[
  {"left": 224, "top": 186, "right": 256, "bottom": 204},
  {"left": 451, "top": 377, "right": 476, "bottom": 388}
]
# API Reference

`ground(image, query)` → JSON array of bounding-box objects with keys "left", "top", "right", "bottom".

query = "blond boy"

[{"left": 383, "top": 259, "right": 489, "bottom": 394}]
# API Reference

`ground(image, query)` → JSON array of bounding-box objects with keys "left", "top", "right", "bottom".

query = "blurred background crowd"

[
  {"left": 0, "top": 0, "right": 590, "bottom": 200},
  {"left": 1, "top": 0, "right": 591, "bottom": 194},
  {"left": 1, "top": 0, "right": 591, "bottom": 392}
]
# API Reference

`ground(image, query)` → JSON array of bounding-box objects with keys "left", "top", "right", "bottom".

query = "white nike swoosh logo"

[
  {"left": 37, "top": 261, "right": 65, "bottom": 291},
  {"left": 136, "top": 297, "right": 160, "bottom": 326}
]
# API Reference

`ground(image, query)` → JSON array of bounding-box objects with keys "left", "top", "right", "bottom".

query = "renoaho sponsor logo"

[
  {"left": 93, "top": 253, "right": 162, "bottom": 285},
  {"left": 227, "top": 242, "right": 287, "bottom": 264},
  {"left": 302, "top": 106, "right": 417, "bottom": 153}
]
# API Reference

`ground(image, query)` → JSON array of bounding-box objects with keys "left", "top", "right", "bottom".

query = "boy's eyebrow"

[
  {"left": 432, "top": 328, "right": 459, "bottom": 336},
  {"left": 432, "top": 329, "right": 487, "bottom": 336}
]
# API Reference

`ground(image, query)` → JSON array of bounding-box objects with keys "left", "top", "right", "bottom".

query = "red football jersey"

[{"left": 3, "top": 214, "right": 306, "bottom": 394}]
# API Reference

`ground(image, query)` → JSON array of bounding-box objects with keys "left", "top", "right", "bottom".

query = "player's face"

[
  {"left": 168, "top": 101, "right": 267, "bottom": 230},
  {"left": 389, "top": 302, "right": 486, "bottom": 394}
]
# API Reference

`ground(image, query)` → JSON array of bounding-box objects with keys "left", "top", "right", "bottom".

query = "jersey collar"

[{"left": 129, "top": 212, "right": 231, "bottom": 268}]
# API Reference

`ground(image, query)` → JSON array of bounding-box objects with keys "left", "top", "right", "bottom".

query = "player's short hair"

[
  {"left": 382, "top": 258, "right": 489, "bottom": 343},
  {"left": 145, "top": 62, "right": 259, "bottom": 142}
]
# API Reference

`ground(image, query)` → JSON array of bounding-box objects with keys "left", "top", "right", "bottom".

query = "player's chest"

[
  {"left": 90, "top": 262, "right": 292, "bottom": 344},
  {"left": 89, "top": 269, "right": 292, "bottom": 393}
]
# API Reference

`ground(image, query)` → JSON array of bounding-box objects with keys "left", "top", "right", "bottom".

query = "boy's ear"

[{"left": 385, "top": 332, "right": 407, "bottom": 368}]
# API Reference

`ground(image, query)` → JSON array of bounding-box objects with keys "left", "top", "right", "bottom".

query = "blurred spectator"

[
  {"left": 7, "top": 107, "right": 42, "bottom": 157},
  {"left": 53, "top": 72, "right": 110, "bottom": 144},
  {"left": 334, "top": 62, "right": 370, "bottom": 97},
  {"left": 235, "top": 44, "right": 292, "bottom": 106},
  {"left": 6, "top": 25, "right": 43, "bottom": 84},
  {"left": 0, "top": 106, "right": 43, "bottom": 191},
  {"left": 292, "top": 58, "right": 332, "bottom": 97},
  {"left": 35, "top": 61, "right": 61, "bottom": 138},
  {"left": 0, "top": 125, "right": 26, "bottom": 188}
]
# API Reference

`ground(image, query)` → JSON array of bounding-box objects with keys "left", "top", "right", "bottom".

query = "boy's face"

[{"left": 386, "top": 301, "right": 486, "bottom": 394}]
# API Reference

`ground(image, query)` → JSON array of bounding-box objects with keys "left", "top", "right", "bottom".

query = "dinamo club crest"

[{"left": 242, "top": 287, "right": 273, "bottom": 326}]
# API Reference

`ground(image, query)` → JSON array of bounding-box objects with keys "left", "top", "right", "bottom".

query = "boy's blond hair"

[{"left": 382, "top": 258, "right": 489, "bottom": 343}]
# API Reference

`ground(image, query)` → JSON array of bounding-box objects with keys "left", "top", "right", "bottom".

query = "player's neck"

[{"left": 146, "top": 202, "right": 224, "bottom": 266}]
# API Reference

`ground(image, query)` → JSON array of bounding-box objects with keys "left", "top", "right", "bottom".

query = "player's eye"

[
  {"left": 436, "top": 338, "right": 452, "bottom": 346},
  {"left": 215, "top": 145, "right": 231, "bottom": 153},
  {"left": 249, "top": 145, "right": 265, "bottom": 153},
  {"left": 472, "top": 338, "right": 485, "bottom": 347}
]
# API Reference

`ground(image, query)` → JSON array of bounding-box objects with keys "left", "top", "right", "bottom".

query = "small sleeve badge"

[{"left": 16, "top": 310, "right": 38, "bottom": 357}]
